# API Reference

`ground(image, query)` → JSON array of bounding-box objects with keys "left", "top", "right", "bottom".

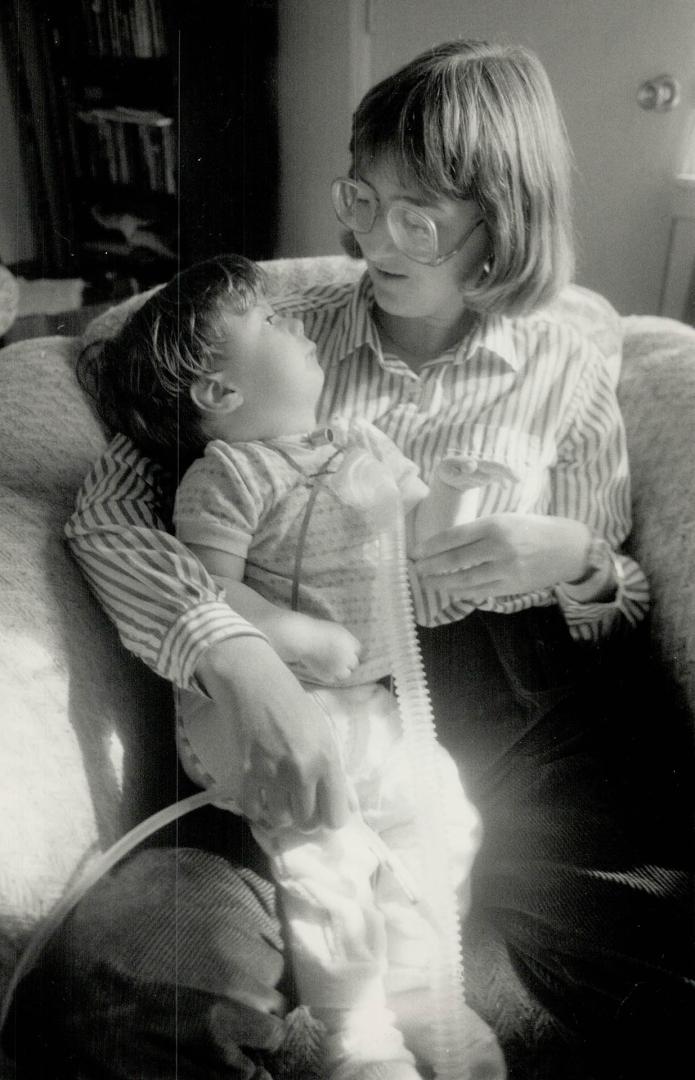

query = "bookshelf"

[
  {"left": 1, "top": 0, "right": 279, "bottom": 295},
  {"left": 78, "top": 0, "right": 169, "bottom": 58}
]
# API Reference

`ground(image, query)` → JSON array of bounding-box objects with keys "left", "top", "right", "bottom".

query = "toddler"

[{"left": 81, "top": 254, "right": 504, "bottom": 1080}]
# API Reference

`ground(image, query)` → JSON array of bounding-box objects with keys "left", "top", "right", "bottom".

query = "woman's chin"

[{"left": 368, "top": 268, "right": 417, "bottom": 314}]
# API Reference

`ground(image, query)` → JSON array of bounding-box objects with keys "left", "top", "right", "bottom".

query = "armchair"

[{"left": 1, "top": 256, "right": 693, "bottom": 1078}]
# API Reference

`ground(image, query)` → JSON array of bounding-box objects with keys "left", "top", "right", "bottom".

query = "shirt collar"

[
  {"left": 454, "top": 309, "right": 519, "bottom": 370},
  {"left": 332, "top": 271, "right": 521, "bottom": 371}
]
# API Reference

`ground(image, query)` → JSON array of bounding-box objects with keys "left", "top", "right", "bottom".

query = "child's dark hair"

[
  {"left": 77, "top": 254, "right": 264, "bottom": 474},
  {"left": 350, "top": 40, "right": 574, "bottom": 315}
]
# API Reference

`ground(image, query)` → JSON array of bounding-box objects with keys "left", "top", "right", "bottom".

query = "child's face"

[{"left": 213, "top": 299, "right": 324, "bottom": 438}]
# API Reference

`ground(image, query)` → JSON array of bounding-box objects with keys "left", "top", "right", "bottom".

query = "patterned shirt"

[
  {"left": 65, "top": 273, "right": 649, "bottom": 690},
  {"left": 174, "top": 421, "right": 418, "bottom": 684}
]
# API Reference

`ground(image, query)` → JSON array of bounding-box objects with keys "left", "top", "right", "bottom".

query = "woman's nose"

[{"left": 357, "top": 210, "right": 397, "bottom": 260}]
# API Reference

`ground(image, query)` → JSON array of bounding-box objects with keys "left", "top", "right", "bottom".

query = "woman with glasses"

[{"left": 51, "top": 39, "right": 692, "bottom": 1080}]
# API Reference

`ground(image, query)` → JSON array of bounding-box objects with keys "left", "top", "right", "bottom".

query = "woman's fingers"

[
  {"left": 416, "top": 535, "right": 494, "bottom": 577},
  {"left": 414, "top": 519, "right": 486, "bottom": 561},
  {"left": 415, "top": 513, "right": 595, "bottom": 598},
  {"left": 242, "top": 755, "right": 351, "bottom": 834}
]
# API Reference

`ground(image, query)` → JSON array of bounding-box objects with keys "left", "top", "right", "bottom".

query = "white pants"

[{"left": 177, "top": 681, "right": 481, "bottom": 1065}]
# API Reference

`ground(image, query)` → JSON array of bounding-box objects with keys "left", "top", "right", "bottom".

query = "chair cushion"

[
  {"left": 619, "top": 315, "right": 695, "bottom": 714},
  {"left": 1, "top": 261, "right": 688, "bottom": 1079},
  {"left": 0, "top": 337, "right": 172, "bottom": 971},
  {"left": 0, "top": 265, "right": 19, "bottom": 337}
]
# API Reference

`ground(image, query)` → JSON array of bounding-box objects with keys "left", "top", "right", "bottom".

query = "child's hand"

[
  {"left": 256, "top": 608, "right": 362, "bottom": 683},
  {"left": 298, "top": 621, "right": 363, "bottom": 683}
]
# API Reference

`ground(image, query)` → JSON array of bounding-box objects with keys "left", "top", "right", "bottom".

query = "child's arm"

[{"left": 187, "top": 542, "right": 362, "bottom": 683}]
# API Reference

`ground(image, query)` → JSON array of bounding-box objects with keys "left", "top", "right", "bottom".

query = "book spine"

[
  {"left": 147, "top": 0, "right": 165, "bottom": 58},
  {"left": 93, "top": 0, "right": 106, "bottom": 56},
  {"left": 106, "top": 0, "right": 119, "bottom": 57},
  {"left": 93, "top": 119, "right": 117, "bottom": 183},
  {"left": 139, "top": 124, "right": 156, "bottom": 190},
  {"left": 150, "top": 132, "right": 163, "bottom": 191},
  {"left": 162, "top": 125, "right": 176, "bottom": 195},
  {"left": 113, "top": 121, "right": 129, "bottom": 184}
]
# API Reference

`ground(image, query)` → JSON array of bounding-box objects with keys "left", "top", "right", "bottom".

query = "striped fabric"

[{"left": 65, "top": 273, "right": 648, "bottom": 689}]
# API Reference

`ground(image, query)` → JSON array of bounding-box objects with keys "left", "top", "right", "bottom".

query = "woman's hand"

[
  {"left": 196, "top": 636, "right": 353, "bottom": 832},
  {"left": 414, "top": 513, "right": 591, "bottom": 603}
]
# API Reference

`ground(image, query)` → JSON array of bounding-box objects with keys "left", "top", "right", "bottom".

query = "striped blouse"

[{"left": 65, "top": 273, "right": 649, "bottom": 690}]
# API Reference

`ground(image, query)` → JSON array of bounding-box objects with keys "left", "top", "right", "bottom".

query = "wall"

[
  {"left": 0, "top": 26, "right": 36, "bottom": 266},
  {"left": 277, "top": 0, "right": 695, "bottom": 315},
  {"left": 276, "top": 0, "right": 371, "bottom": 257}
]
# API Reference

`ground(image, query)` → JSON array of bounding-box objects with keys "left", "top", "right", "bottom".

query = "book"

[
  {"left": 161, "top": 125, "right": 176, "bottom": 195},
  {"left": 77, "top": 106, "right": 173, "bottom": 128}
]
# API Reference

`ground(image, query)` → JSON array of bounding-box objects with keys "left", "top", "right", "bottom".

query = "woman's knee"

[{"left": 6, "top": 848, "right": 289, "bottom": 1078}]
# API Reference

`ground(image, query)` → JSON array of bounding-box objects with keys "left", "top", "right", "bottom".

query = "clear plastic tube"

[
  {"left": 378, "top": 512, "right": 474, "bottom": 1080},
  {"left": 0, "top": 787, "right": 220, "bottom": 1036}
]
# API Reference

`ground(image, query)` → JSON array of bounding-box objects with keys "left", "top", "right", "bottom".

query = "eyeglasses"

[{"left": 331, "top": 177, "right": 483, "bottom": 266}]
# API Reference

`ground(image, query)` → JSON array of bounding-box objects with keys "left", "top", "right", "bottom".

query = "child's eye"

[{"left": 266, "top": 312, "right": 281, "bottom": 325}]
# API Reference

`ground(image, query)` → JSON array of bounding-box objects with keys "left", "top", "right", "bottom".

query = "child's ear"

[{"left": 190, "top": 372, "right": 243, "bottom": 415}]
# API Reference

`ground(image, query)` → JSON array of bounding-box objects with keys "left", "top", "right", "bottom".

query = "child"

[{"left": 79, "top": 253, "right": 505, "bottom": 1080}]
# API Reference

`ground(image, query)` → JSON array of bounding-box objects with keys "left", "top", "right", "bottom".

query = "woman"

[{"left": 29, "top": 40, "right": 692, "bottom": 1079}]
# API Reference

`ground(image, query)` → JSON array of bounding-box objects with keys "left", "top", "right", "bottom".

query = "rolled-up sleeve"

[{"left": 65, "top": 434, "right": 268, "bottom": 689}]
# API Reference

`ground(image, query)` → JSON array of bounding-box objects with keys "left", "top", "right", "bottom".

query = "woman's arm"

[
  {"left": 413, "top": 344, "right": 649, "bottom": 641},
  {"left": 65, "top": 434, "right": 352, "bottom": 829},
  {"left": 547, "top": 339, "right": 649, "bottom": 638},
  {"left": 64, "top": 434, "right": 266, "bottom": 687}
]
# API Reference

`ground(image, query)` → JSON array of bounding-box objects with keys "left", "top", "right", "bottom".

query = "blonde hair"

[{"left": 350, "top": 40, "right": 574, "bottom": 315}]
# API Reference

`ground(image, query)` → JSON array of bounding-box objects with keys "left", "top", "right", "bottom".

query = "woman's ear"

[{"left": 190, "top": 372, "right": 243, "bottom": 415}]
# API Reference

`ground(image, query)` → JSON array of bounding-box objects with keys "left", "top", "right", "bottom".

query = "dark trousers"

[
  {"left": 419, "top": 608, "right": 695, "bottom": 1077},
  {"left": 6, "top": 609, "right": 694, "bottom": 1079}
]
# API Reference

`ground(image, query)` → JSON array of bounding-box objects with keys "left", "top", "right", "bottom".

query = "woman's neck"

[{"left": 373, "top": 307, "right": 474, "bottom": 371}]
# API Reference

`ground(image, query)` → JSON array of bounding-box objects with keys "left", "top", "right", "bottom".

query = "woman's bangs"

[{"left": 400, "top": 83, "right": 478, "bottom": 200}]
